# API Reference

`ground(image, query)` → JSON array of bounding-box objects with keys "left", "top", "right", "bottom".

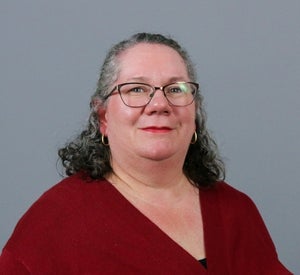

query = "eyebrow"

[{"left": 125, "top": 76, "right": 189, "bottom": 83}]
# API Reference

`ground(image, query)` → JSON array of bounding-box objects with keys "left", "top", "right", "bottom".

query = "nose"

[
  {"left": 145, "top": 88, "right": 171, "bottom": 113},
  {"left": 149, "top": 87, "right": 169, "bottom": 103}
]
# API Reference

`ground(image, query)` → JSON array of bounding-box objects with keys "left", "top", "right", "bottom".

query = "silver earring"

[
  {"left": 190, "top": 131, "right": 198, "bottom": 144},
  {"left": 101, "top": 135, "right": 109, "bottom": 146}
]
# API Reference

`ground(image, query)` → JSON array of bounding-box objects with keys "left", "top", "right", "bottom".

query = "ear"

[
  {"left": 98, "top": 107, "right": 108, "bottom": 135},
  {"left": 93, "top": 98, "right": 108, "bottom": 135}
]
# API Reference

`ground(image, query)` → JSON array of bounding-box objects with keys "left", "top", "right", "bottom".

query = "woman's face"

[{"left": 99, "top": 43, "right": 196, "bottom": 166}]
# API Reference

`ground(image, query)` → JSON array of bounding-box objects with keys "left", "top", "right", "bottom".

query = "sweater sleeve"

[
  {"left": 205, "top": 182, "right": 293, "bottom": 274},
  {"left": 240, "top": 196, "right": 292, "bottom": 274},
  {"left": 221, "top": 184, "right": 293, "bottom": 274},
  {"left": 0, "top": 249, "right": 30, "bottom": 275}
]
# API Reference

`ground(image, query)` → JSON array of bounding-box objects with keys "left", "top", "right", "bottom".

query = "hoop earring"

[
  {"left": 101, "top": 135, "right": 109, "bottom": 146},
  {"left": 190, "top": 131, "right": 198, "bottom": 144}
]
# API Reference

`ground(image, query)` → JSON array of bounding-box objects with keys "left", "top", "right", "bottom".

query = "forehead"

[{"left": 116, "top": 43, "right": 189, "bottom": 82}]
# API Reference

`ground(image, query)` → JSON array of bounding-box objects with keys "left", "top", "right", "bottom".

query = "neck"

[
  {"left": 106, "top": 157, "right": 194, "bottom": 206},
  {"left": 111, "top": 152, "right": 186, "bottom": 184}
]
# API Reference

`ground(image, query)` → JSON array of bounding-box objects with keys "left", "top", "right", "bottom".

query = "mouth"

[{"left": 141, "top": 126, "right": 173, "bottom": 133}]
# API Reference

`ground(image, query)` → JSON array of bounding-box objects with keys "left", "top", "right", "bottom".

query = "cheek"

[
  {"left": 181, "top": 106, "right": 196, "bottom": 130},
  {"left": 104, "top": 102, "right": 141, "bottom": 136}
]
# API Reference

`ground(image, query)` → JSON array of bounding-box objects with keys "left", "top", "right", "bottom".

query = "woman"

[{"left": 0, "top": 33, "right": 292, "bottom": 274}]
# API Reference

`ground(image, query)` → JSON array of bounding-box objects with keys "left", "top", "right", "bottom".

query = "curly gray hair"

[{"left": 58, "top": 32, "right": 225, "bottom": 187}]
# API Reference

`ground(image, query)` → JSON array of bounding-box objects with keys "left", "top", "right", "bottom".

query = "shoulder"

[
  {"left": 43, "top": 173, "right": 109, "bottom": 197},
  {"left": 19, "top": 174, "right": 109, "bottom": 217},
  {"left": 201, "top": 181, "right": 265, "bottom": 224},
  {"left": 33, "top": 173, "right": 111, "bottom": 209},
  {"left": 2, "top": 174, "right": 113, "bottom": 271},
  {"left": 203, "top": 181, "right": 255, "bottom": 207},
  {"left": 3, "top": 174, "right": 111, "bottom": 250}
]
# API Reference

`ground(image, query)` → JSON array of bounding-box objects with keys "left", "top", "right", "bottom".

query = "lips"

[{"left": 141, "top": 126, "right": 172, "bottom": 133}]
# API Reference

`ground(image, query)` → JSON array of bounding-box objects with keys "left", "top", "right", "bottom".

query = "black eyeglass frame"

[{"left": 104, "top": 81, "right": 199, "bottom": 108}]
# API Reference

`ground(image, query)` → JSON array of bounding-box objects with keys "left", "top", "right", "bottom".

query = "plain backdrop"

[{"left": 1, "top": 0, "right": 299, "bottom": 273}]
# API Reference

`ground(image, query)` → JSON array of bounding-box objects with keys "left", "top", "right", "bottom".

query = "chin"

[{"left": 139, "top": 147, "right": 176, "bottom": 161}]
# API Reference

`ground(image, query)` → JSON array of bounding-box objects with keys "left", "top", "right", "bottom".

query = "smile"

[{"left": 141, "top": 127, "right": 172, "bottom": 133}]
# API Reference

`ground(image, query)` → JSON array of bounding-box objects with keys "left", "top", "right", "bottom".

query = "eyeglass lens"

[{"left": 118, "top": 82, "right": 197, "bottom": 107}]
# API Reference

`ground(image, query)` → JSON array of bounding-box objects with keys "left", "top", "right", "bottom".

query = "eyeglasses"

[{"left": 104, "top": 82, "right": 199, "bottom": 107}]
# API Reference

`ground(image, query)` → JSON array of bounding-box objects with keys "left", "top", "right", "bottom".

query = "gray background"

[{"left": 1, "top": 0, "right": 299, "bottom": 273}]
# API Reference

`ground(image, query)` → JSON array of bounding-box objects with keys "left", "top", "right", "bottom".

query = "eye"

[
  {"left": 129, "top": 86, "right": 146, "bottom": 93},
  {"left": 121, "top": 84, "right": 149, "bottom": 95},
  {"left": 167, "top": 83, "right": 190, "bottom": 94},
  {"left": 169, "top": 86, "right": 183, "bottom": 93}
]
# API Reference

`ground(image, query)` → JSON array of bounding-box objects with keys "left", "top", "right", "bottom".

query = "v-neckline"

[{"left": 105, "top": 180, "right": 209, "bottom": 272}]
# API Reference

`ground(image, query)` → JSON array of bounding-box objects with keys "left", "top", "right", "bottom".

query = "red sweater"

[{"left": 0, "top": 174, "right": 292, "bottom": 274}]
